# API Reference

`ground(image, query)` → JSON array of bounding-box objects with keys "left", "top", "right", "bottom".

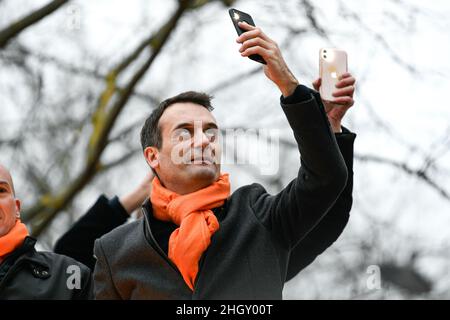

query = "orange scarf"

[
  {"left": 151, "top": 173, "right": 230, "bottom": 291},
  {"left": 0, "top": 220, "right": 29, "bottom": 263}
]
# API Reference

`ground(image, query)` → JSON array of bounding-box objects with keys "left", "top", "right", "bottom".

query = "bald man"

[
  {"left": 0, "top": 164, "right": 92, "bottom": 299},
  {"left": 0, "top": 166, "right": 19, "bottom": 238}
]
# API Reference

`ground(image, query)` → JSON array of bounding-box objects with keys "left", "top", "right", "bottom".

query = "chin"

[
  {"left": 188, "top": 164, "right": 219, "bottom": 182},
  {"left": 0, "top": 226, "right": 9, "bottom": 237}
]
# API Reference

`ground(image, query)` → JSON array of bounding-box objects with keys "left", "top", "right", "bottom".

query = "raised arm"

[
  {"left": 285, "top": 76, "right": 357, "bottom": 280},
  {"left": 236, "top": 22, "right": 348, "bottom": 249}
]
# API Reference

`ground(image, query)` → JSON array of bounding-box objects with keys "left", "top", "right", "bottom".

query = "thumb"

[{"left": 312, "top": 78, "right": 321, "bottom": 91}]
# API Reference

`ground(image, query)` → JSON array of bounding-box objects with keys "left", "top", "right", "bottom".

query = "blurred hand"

[
  {"left": 237, "top": 21, "right": 298, "bottom": 97},
  {"left": 120, "top": 171, "right": 155, "bottom": 215},
  {"left": 136, "top": 170, "right": 155, "bottom": 195},
  {"left": 312, "top": 72, "right": 356, "bottom": 133}
]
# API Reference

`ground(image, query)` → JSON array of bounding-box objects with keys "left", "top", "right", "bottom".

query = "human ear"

[{"left": 144, "top": 147, "right": 160, "bottom": 170}]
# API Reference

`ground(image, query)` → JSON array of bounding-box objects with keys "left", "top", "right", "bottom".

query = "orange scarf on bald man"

[
  {"left": 0, "top": 220, "right": 28, "bottom": 263},
  {"left": 151, "top": 173, "right": 230, "bottom": 291}
]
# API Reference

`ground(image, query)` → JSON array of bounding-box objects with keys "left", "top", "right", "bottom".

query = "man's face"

[
  {"left": 145, "top": 102, "right": 221, "bottom": 194},
  {"left": 0, "top": 166, "right": 21, "bottom": 237}
]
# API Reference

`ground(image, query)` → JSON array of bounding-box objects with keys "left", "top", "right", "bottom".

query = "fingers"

[
  {"left": 240, "top": 45, "right": 271, "bottom": 59},
  {"left": 236, "top": 22, "right": 271, "bottom": 44},
  {"left": 237, "top": 21, "right": 255, "bottom": 31},
  {"left": 333, "top": 72, "right": 356, "bottom": 102},
  {"left": 239, "top": 37, "right": 272, "bottom": 53},
  {"left": 335, "top": 74, "right": 356, "bottom": 89},
  {"left": 312, "top": 78, "right": 321, "bottom": 91},
  {"left": 236, "top": 23, "right": 277, "bottom": 60},
  {"left": 235, "top": 21, "right": 297, "bottom": 94},
  {"left": 338, "top": 72, "right": 352, "bottom": 80},
  {"left": 313, "top": 73, "right": 355, "bottom": 93},
  {"left": 139, "top": 171, "right": 154, "bottom": 191},
  {"left": 330, "top": 96, "right": 354, "bottom": 106},
  {"left": 332, "top": 85, "right": 355, "bottom": 98},
  {"left": 146, "top": 171, "right": 155, "bottom": 181}
]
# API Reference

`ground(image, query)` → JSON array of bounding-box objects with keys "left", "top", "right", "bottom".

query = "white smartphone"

[{"left": 319, "top": 48, "right": 348, "bottom": 101}]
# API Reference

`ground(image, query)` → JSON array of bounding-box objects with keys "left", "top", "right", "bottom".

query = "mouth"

[{"left": 190, "top": 157, "right": 215, "bottom": 165}]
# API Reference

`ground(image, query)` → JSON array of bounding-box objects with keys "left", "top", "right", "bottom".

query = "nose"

[{"left": 193, "top": 129, "right": 210, "bottom": 149}]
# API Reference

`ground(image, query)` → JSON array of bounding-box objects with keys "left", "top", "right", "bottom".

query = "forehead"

[
  {"left": 0, "top": 166, "right": 13, "bottom": 188},
  {"left": 159, "top": 102, "right": 217, "bottom": 130}
]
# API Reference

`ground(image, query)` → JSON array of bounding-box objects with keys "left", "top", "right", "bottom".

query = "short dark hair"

[{"left": 140, "top": 91, "right": 214, "bottom": 150}]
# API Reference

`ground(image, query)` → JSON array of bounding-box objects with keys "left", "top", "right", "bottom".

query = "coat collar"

[
  {"left": 16, "top": 237, "right": 51, "bottom": 277},
  {"left": 0, "top": 237, "right": 51, "bottom": 283}
]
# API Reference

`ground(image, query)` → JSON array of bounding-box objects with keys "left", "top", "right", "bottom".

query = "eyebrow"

[
  {"left": 173, "top": 122, "right": 218, "bottom": 131},
  {"left": 0, "top": 181, "right": 11, "bottom": 188}
]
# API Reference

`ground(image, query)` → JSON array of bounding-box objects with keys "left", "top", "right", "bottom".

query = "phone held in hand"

[
  {"left": 319, "top": 48, "right": 348, "bottom": 101},
  {"left": 229, "top": 8, "right": 266, "bottom": 65}
]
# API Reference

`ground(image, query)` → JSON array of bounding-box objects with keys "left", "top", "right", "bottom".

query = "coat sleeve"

[
  {"left": 93, "top": 238, "right": 121, "bottom": 299},
  {"left": 54, "top": 195, "right": 129, "bottom": 270},
  {"left": 285, "top": 127, "right": 356, "bottom": 281},
  {"left": 251, "top": 85, "right": 348, "bottom": 249}
]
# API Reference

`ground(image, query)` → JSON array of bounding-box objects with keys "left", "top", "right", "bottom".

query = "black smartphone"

[{"left": 228, "top": 8, "right": 266, "bottom": 65}]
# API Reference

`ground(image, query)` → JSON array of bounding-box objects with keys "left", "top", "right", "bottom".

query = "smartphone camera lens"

[
  {"left": 324, "top": 55, "right": 327, "bottom": 59},
  {"left": 324, "top": 50, "right": 327, "bottom": 53}
]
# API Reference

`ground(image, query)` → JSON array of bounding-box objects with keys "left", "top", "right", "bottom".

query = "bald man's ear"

[
  {"left": 15, "top": 199, "right": 21, "bottom": 219},
  {"left": 144, "top": 147, "right": 160, "bottom": 171}
]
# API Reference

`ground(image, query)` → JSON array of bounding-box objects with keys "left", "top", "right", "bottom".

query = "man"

[
  {"left": 0, "top": 164, "right": 92, "bottom": 299},
  {"left": 93, "top": 22, "right": 356, "bottom": 299}
]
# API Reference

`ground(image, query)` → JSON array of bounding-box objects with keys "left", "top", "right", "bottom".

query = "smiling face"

[
  {"left": 144, "top": 102, "right": 221, "bottom": 195},
  {"left": 0, "top": 165, "right": 21, "bottom": 237}
]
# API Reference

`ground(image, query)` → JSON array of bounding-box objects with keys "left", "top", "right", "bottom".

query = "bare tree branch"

[
  {"left": 356, "top": 154, "right": 450, "bottom": 201},
  {"left": 8, "top": 43, "right": 162, "bottom": 105},
  {"left": 300, "top": 0, "right": 328, "bottom": 38},
  {"left": 337, "top": 0, "right": 418, "bottom": 74},
  {"left": 249, "top": 131, "right": 450, "bottom": 201},
  {"left": 107, "top": 118, "right": 149, "bottom": 145},
  {"left": 99, "top": 148, "right": 141, "bottom": 173},
  {"left": 23, "top": 0, "right": 221, "bottom": 237},
  {"left": 0, "top": 0, "right": 70, "bottom": 48},
  {"left": 208, "top": 67, "right": 261, "bottom": 94}
]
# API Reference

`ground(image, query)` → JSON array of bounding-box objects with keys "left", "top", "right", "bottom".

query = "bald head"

[
  {"left": 0, "top": 164, "right": 15, "bottom": 196},
  {"left": 0, "top": 163, "right": 21, "bottom": 237}
]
